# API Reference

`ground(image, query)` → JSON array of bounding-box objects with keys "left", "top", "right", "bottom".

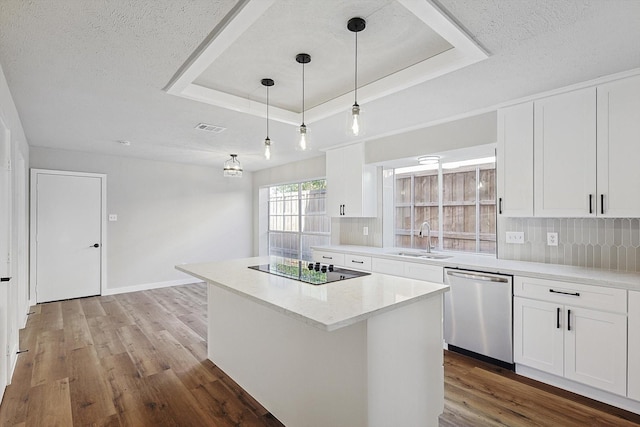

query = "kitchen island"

[{"left": 177, "top": 256, "right": 448, "bottom": 427}]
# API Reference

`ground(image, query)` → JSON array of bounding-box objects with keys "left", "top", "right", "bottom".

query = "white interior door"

[
  {"left": 33, "top": 170, "right": 105, "bottom": 303},
  {"left": 0, "top": 119, "right": 10, "bottom": 401}
]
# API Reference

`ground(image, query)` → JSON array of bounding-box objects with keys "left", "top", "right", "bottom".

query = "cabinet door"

[
  {"left": 403, "top": 262, "right": 443, "bottom": 284},
  {"left": 534, "top": 88, "right": 597, "bottom": 217},
  {"left": 597, "top": 75, "right": 640, "bottom": 217},
  {"left": 627, "top": 291, "right": 640, "bottom": 401},
  {"left": 514, "top": 297, "right": 564, "bottom": 376},
  {"left": 497, "top": 102, "right": 533, "bottom": 216},
  {"left": 564, "top": 306, "right": 627, "bottom": 395},
  {"left": 325, "top": 148, "right": 345, "bottom": 217},
  {"left": 371, "top": 257, "right": 404, "bottom": 276},
  {"left": 325, "top": 144, "right": 377, "bottom": 218}
]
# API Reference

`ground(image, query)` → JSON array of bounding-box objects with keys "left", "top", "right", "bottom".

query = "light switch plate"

[
  {"left": 108, "top": 214, "right": 118, "bottom": 222},
  {"left": 363, "top": 226, "right": 369, "bottom": 236},
  {"left": 547, "top": 232, "right": 558, "bottom": 246},
  {"left": 506, "top": 231, "right": 524, "bottom": 244}
]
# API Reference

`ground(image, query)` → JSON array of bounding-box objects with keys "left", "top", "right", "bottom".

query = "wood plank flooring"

[{"left": 0, "top": 283, "right": 638, "bottom": 426}]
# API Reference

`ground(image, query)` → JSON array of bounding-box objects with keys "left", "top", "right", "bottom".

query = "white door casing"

[{"left": 30, "top": 169, "right": 106, "bottom": 303}]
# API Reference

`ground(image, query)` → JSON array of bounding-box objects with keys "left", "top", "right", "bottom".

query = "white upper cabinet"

[
  {"left": 534, "top": 87, "right": 597, "bottom": 217},
  {"left": 326, "top": 143, "right": 378, "bottom": 218},
  {"left": 497, "top": 102, "right": 534, "bottom": 217},
  {"left": 596, "top": 75, "right": 640, "bottom": 217}
]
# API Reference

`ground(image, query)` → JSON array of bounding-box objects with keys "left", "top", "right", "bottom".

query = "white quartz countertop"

[
  {"left": 176, "top": 257, "right": 448, "bottom": 332},
  {"left": 313, "top": 245, "right": 640, "bottom": 291}
]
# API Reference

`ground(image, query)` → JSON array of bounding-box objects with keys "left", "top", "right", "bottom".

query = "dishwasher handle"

[{"left": 445, "top": 270, "right": 510, "bottom": 283}]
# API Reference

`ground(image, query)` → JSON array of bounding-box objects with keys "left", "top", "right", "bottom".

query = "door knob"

[{"left": 92, "top": 243, "right": 100, "bottom": 248}]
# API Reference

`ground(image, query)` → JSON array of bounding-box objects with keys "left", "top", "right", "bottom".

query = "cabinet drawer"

[
  {"left": 371, "top": 257, "right": 404, "bottom": 276},
  {"left": 514, "top": 276, "right": 626, "bottom": 313},
  {"left": 344, "top": 255, "right": 372, "bottom": 271},
  {"left": 312, "top": 251, "right": 344, "bottom": 267},
  {"left": 403, "top": 262, "right": 444, "bottom": 284}
]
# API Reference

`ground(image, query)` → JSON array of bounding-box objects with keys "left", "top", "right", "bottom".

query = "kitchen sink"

[{"left": 391, "top": 251, "right": 452, "bottom": 260}]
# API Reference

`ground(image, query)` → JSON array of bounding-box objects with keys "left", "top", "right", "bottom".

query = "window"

[
  {"left": 394, "top": 158, "right": 496, "bottom": 254},
  {"left": 268, "top": 179, "right": 330, "bottom": 261}
]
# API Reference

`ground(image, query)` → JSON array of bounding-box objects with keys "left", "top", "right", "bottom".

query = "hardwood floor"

[{"left": 0, "top": 283, "right": 638, "bottom": 426}]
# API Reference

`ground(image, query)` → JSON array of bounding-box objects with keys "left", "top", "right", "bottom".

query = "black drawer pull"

[
  {"left": 351, "top": 260, "right": 364, "bottom": 264},
  {"left": 589, "top": 194, "right": 593, "bottom": 214},
  {"left": 601, "top": 194, "right": 604, "bottom": 215},
  {"left": 549, "top": 289, "right": 580, "bottom": 297},
  {"left": 322, "top": 256, "right": 333, "bottom": 260},
  {"left": 498, "top": 198, "right": 503, "bottom": 215},
  {"left": 556, "top": 307, "right": 561, "bottom": 329},
  {"left": 1, "top": 277, "right": 10, "bottom": 282},
  {"left": 568, "top": 309, "right": 572, "bottom": 331}
]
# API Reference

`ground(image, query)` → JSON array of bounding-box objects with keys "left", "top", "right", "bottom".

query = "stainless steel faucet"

[{"left": 418, "top": 221, "right": 433, "bottom": 253}]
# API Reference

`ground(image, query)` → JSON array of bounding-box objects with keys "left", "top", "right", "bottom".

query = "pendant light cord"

[
  {"left": 301, "top": 62, "right": 305, "bottom": 124},
  {"left": 266, "top": 85, "right": 269, "bottom": 138},
  {"left": 354, "top": 31, "right": 358, "bottom": 104}
]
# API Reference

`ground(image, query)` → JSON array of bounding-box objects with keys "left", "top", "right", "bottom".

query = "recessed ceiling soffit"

[{"left": 165, "top": 0, "right": 488, "bottom": 126}]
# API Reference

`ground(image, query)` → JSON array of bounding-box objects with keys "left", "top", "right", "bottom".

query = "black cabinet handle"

[
  {"left": 556, "top": 307, "right": 561, "bottom": 329},
  {"left": 567, "top": 309, "right": 572, "bottom": 331},
  {"left": 92, "top": 243, "right": 100, "bottom": 248},
  {"left": 600, "top": 194, "right": 604, "bottom": 215},
  {"left": 322, "top": 256, "right": 333, "bottom": 260},
  {"left": 1, "top": 277, "right": 10, "bottom": 282},
  {"left": 589, "top": 194, "right": 593, "bottom": 214},
  {"left": 498, "top": 198, "right": 503, "bottom": 215},
  {"left": 351, "top": 260, "right": 364, "bottom": 264},
  {"left": 549, "top": 289, "right": 580, "bottom": 297},
  {"left": 342, "top": 204, "right": 346, "bottom": 216}
]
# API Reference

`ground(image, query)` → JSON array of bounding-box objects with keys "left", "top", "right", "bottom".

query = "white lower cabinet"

[
  {"left": 312, "top": 250, "right": 345, "bottom": 267},
  {"left": 629, "top": 291, "right": 640, "bottom": 401},
  {"left": 514, "top": 277, "right": 627, "bottom": 396},
  {"left": 371, "top": 257, "right": 444, "bottom": 284}
]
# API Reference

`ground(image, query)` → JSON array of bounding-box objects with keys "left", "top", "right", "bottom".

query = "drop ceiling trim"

[{"left": 165, "top": 0, "right": 488, "bottom": 126}]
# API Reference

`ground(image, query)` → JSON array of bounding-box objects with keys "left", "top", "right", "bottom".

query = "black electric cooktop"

[{"left": 248, "top": 258, "right": 370, "bottom": 285}]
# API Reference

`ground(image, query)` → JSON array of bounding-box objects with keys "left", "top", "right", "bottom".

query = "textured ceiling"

[
  {"left": 0, "top": 0, "right": 639, "bottom": 172},
  {"left": 193, "top": 0, "right": 453, "bottom": 112}
]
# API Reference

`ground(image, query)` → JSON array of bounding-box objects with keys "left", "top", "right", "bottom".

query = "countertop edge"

[
  {"left": 176, "top": 263, "right": 448, "bottom": 332},
  {"left": 312, "top": 245, "right": 640, "bottom": 291}
]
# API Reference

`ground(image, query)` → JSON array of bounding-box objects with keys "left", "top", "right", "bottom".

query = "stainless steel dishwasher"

[{"left": 444, "top": 268, "right": 514, "bottom": 368}]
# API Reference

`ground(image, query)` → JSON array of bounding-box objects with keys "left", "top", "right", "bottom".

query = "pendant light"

[
  {"left": 223, "top": 154, "right": 243, "bottom": 177},
  {"left": 261, "top": 78, "right": 274, "bottom": 160},
  {"left": 348, "top": 17, "right": 366, "bottom": 136},
  {"left": 296, "top": 53, "right": 311, "bottom": 150}
]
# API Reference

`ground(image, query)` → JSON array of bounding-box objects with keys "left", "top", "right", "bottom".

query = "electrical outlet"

[
  {"left": 547, "top": 232, "right": 559, "bottom": 246},
  {"left": 108, "top": 214, "right": 118, "bottom": 222},
  {"left": 506, "top": 231, "right": 525, "bottom": 244},
  {"left": 363, "top": 226, "right": 369, "bottom": 236}
]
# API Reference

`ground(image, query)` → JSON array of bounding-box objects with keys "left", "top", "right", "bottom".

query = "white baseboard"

[
  {"left": 102, "top": 278, "right": 203, "bottom": 296},
  {"left": 516, "top": 364, "right": 640, "bottom": 414}
]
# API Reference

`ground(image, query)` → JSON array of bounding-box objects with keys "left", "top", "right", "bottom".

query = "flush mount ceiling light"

[
  {"left": 296, "top": 53, "right": 311, "bottom": 150},
  {"left": 418, "top": 155, "right": 440, "bottom": 165},
  {"left": 348, "top": 17, "right": 366, "bottom": 136},
  {"left": 261, "top": 78, "right": 274, "bottom": 160},
  {"left": 223, "top": 154, "right": 243, "bottom": 177}
]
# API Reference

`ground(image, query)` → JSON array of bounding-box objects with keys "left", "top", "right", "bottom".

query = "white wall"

[
  {"left": 365, "top": 112, "right": 497, "bottom": 164},
  {"left": 30, "top": 147, "right": 253, "bottom": 293}
]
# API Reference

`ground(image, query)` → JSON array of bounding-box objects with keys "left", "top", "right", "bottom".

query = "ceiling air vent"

[{"left": 195, "top": 123, "right": 226, "bottom": 133}]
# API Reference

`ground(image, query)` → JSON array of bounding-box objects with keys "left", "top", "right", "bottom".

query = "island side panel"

[
  {"left": 367, "top": 295, "right": 445, "bottom": 427},
  {"left": 207, "top": 283, "right": 368, "bottom": 427}
]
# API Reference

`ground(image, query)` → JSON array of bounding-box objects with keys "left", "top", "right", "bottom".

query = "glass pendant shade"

[
  {"left": 351, "top": 103, "right": 361, "bottom": 136},
  {"left": 264, "top": 137, "right": 271, "bottom": 160},
  {"left": 298, "top": 124, "right": 307, "bottom": 151},
  {"left": 223, "top": 154, "right": 243, "bottom": 177}
]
